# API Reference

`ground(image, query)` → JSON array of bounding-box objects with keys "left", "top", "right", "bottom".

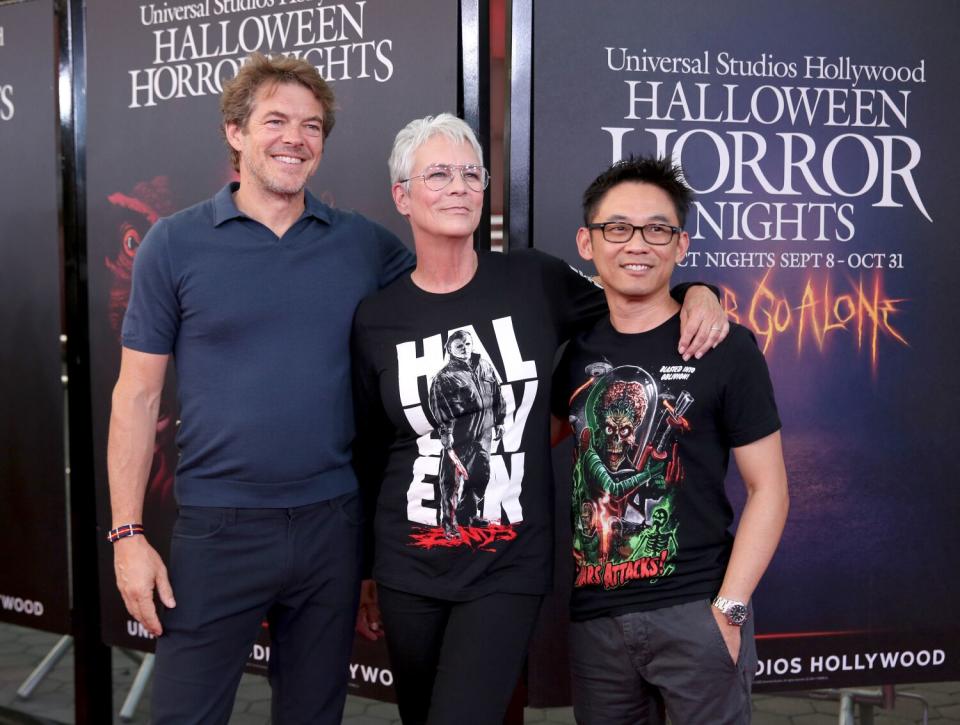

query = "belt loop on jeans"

[{"left": 223, "top": 508, "right": 238, "bottom": 526}]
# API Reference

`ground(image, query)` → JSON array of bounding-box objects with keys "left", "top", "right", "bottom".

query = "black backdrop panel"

[
  {"left": 84, "top": 0, "right": 458, "bottom": 699},
  {"left": 0, "top": 0, "right": 70, "bottom": 634},
  {"left": 525, "top": 0, "right": 960, "bottom": 699}
]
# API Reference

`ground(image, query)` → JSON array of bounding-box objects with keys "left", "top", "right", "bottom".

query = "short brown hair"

[{"left": 220, "top": 53, "right": 336, "bottom": 171}]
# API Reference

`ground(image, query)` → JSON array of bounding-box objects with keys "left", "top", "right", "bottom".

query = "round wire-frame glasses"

[{"left": 401, "top": 164, "right": 490, "bottom": 192}]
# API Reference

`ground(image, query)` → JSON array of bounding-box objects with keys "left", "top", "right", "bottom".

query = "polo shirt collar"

[
  {"left": 213, "top": 182, "right": 333, "bottom": 226},
  {"left": 302, "top": 188, "right": 332, "bottom": 224}
]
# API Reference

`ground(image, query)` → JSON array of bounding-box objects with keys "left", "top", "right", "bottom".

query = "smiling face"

[
  {"left": 225, "top": 81, "right": 324, "bottom": 199},
  {"left": 392, "top": 135, "right": 483, "bottom": 243},
  {"left": 576, "top": 181, "right": 689, "bottom": 306}
]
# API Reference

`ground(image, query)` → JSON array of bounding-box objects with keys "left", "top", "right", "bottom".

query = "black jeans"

[
  {"left": 151, "top": 493, "right": 362, "bottom": 725},
  {"left": 378, "top": 586, "right": 543, "bottom": 725}
]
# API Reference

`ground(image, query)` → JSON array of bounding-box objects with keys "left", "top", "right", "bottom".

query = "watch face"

[{"left": 726, "top": 603, "right": 748, "bottom": 625}]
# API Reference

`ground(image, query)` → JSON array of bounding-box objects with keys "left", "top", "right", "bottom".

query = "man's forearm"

[
  {"left": 717, "top": 483, "right": 788, "bottom": 603},
  {"left": 717, "top": 431, "right": 789, "bottom": 604},
  {"left": 107, "top": 382, "right": 162, "bottom": 526}
]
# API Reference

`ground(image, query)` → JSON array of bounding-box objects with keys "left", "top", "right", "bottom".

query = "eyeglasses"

[
  {"left": 400, "top": 164, "right": 490, "bottom": 192},
  {"left": 587, "top": 221, "right": 681, "bottom": 245}
]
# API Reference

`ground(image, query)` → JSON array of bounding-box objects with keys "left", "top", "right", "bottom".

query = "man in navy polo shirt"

[{"left": 106, "top": 53, "right": 413, "bottom": 724}]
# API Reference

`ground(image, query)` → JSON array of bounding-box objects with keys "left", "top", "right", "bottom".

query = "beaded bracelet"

[{"left": 107, "top": 523, "right": 145, "bottom": 543}]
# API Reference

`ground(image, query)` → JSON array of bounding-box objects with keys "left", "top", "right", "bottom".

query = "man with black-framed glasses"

[{"left": 551, "top": 155, "right": 789, "bottom": 724}]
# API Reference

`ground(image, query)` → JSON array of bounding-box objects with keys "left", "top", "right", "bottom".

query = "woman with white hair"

[{"left": 350, "top": 113, "right": 726, "bottom": 724}]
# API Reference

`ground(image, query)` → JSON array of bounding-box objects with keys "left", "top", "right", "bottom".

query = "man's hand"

[
  {"left": 677, "top": 285, "right": 729, "bottom": 360},
  {"left": 356, "top": 579, "right": 383, "bottom": 641},
  {"left": 710, "top": 604, "right": 741, "bottom": 665},
  {"left": 113, "top": 536, "right": 175, "bottom": 637}
]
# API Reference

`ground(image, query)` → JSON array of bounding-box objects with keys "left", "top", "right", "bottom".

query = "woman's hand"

[
  {"left": 356, "top": 579, "right": 384, "bottom": 641},
  {"left": 678, "top": 286, "right": 730, "bottom": 360}
]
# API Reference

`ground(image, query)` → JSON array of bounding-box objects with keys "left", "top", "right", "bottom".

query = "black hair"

[{"left": 581, "top": 155, "right": 693, "bottom": 227}]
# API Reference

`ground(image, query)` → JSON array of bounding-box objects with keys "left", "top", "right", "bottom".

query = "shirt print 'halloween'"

[{"left": 352, "top": 250, "right": 607, "bottom": 600}]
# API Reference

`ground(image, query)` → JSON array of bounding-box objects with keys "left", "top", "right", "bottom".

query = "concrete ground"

[{"left": 1, "top": 622, "right": 956, "bottom": 723}]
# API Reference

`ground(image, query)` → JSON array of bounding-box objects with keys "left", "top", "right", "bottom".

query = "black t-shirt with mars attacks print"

[
  {"left": 351, "top": 250, "right": 606, "bottom": 600},
  {"left": 552, "top": 314, "right": 781, "bottom": 622}
]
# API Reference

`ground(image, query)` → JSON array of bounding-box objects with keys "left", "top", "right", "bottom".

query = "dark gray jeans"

[{"left": 570, "top": 599, "right": 757, "bottom": 725}]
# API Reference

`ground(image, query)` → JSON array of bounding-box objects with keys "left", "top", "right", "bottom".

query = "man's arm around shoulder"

[{"left": 107, "top": 347, "right": 176, "bottom": 636}]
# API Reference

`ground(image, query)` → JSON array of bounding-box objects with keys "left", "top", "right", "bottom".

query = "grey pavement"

[{"left": 0, "top": 622, "right": 955, "bottom": 723}]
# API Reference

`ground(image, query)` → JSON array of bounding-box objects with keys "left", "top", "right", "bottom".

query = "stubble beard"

[{"left": 244, "top": 152, "right": 311, "bottom": 198}]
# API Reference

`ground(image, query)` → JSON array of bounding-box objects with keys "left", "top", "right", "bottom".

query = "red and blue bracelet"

[{"left": 106, "top": 523, "right": 144, "bottom": 543}]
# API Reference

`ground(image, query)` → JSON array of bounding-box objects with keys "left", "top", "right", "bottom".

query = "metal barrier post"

[
  {"left": 119, "top": 653, "right": 155, "bottom": 722},
  {"left": 16, "top": 636, "right": 73, "bottom": 700}
]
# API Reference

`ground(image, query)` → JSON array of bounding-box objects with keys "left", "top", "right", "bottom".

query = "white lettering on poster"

[
  {"left": 807, "top": 649, "right": 945, "bottom": 673},
  {"left": 249, "top": 643, "right": 270, "bottom": 662},
  {"left": 595, "top": 39, "right": 928, "bottom": 362},
  {"left": 0, "top": 594, "right": 44, "bottom": 616},
  {"left": 349, "top": 662, "right": 394, "bottom": 687},
  {"left": 601, "top": 46, "right": 931, "bottom": 247},
  {"left": 0, "top": 26, "right": 12, "bottom": 121},
  {"left": 756, "top": 648, "right": 947, "bottom": 682},
  {"left": 128, "top": 1, "right": 396, "bottom": 107},
  {"left": 0, "top": 84, "right": 13, "bottom": 121},
  {"left": 126, "top": 619, "right": 156, "bottom": 639}
]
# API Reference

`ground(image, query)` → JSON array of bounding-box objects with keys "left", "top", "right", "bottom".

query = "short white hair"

[{"left": 388, "top": 113, "right": 484, "bottom": 185}]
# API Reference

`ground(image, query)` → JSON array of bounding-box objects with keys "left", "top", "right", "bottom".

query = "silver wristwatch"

[{"left": 712, "top": 596, "right": 748, "bottom": 626}]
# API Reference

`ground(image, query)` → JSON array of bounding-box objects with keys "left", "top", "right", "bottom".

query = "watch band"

[{"left": 712, "top": 596, "right": 749, "bottom": 626}]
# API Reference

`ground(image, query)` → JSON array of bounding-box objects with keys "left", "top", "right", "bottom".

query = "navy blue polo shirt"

[{"left": 122, "top": 183, "right": 414, "bottom": 508}]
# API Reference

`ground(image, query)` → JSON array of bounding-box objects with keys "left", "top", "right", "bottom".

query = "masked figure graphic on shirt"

[
  {"left": 569, "top": 363, "right": 691, "bottom": 579},
  {"left": 428, "top": 330, "right": 507, "bottom": 539}
]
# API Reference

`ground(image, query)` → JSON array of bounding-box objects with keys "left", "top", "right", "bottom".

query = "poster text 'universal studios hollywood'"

[
  {"left": 128, "top": 1, "right": 394, "bottom": 108},
  {"left": 602, "top": 48, "right": 930, "bottom": 365}
]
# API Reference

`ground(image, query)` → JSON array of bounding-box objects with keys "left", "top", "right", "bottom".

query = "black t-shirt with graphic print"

[
  {"left": 551, "top": 313, "right": 780, "bottom": 622},
  {"left": 351, "top": 249, "right": 607, "bottom": 601}
]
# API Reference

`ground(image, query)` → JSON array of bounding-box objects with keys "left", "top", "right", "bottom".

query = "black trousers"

[
  {"left": 151, "top": 493, "right": 362, "bottom": 725},
  {"left": 378, "top": 586, "right": 543, "bottom": 725}
]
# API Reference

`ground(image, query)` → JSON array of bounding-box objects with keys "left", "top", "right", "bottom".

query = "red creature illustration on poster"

[{"left": 103, "top": 176, "right": 177, "bottom": 509}]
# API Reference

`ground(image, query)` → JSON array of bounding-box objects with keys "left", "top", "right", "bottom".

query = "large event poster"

[
  {"left": 0, "top": 0, "right": 70, "bottom": 633},
  {"left": 85, "top": 0, "right": 457, "bottom": 697},
  {"left": 529, "top": 0, "right": 959, "bottom": 692}
]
